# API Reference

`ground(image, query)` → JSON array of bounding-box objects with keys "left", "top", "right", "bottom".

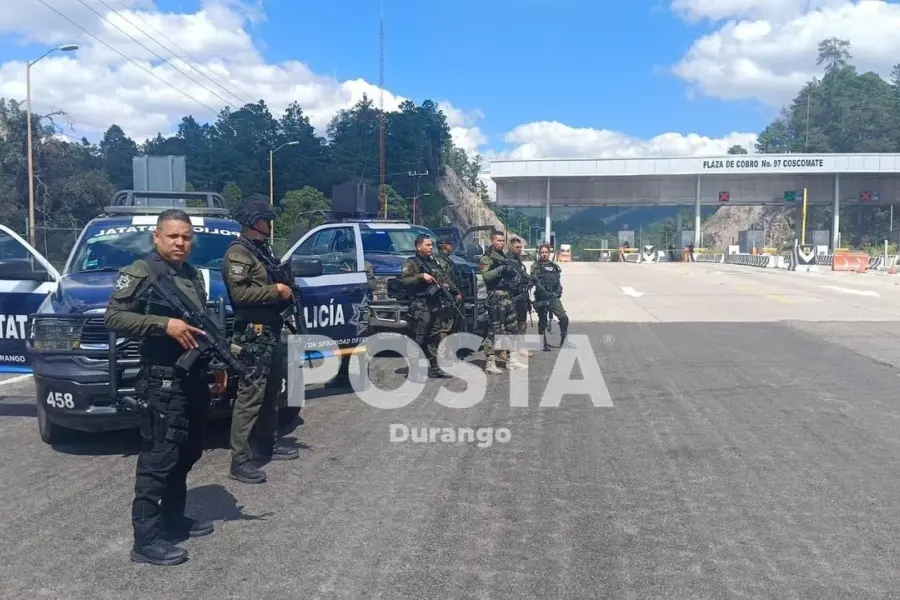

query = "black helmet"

[{"left": 235, "top": 198, "right": 277, "bottom": 226}]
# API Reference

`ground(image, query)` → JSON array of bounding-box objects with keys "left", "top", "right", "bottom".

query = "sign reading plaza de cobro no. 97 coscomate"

[{"left": 701, "top": 157, "right": 826, "bottom": 170}]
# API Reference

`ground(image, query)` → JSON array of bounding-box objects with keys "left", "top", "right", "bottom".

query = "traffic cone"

[{"left": 890, "top": 263, "right": 897, "bottom": 275}]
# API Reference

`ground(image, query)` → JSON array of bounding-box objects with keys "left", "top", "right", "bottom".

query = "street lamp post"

[
  {"left": 269, "top": 140, "right": 299, "bottom": 242},
  {"left": 411, "top": 192, "right": 430, "bottom": 224},
  {"left": 26, "top": 44, "right": 77, "bottom": 246}
]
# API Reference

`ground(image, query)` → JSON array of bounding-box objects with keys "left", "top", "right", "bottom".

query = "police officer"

[
  {"left": 400, "top": 235, "right": 459, "bottom": 380},
  {"left": 507, "top": 236, "right": 534, "bottom": 358},
  {"left": 105, "top": 209, "right": 226, "bottom": 566},
  {"left": 222, "top": 198, "right": 298, "bottom": 485},
  {"left": 435, "top": 238, "right": 462, "bottom": 335},
  {"left": 480, "top": 230, "right": 527, "bottom": 374},
  {"left": 530, "top": 243, "right": 571, "bottom": 351}
]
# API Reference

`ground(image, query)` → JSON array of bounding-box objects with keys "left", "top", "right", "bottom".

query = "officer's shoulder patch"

[
  {"left": 112, "top": 262, "right": 146, "bottom": 298},
  {"left": 401, "top": 259, "right": 417, "bottom": 277}
]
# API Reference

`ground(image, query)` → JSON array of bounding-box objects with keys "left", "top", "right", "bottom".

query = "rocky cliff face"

[
  {"left": 438, "top": 168, "right": 521, "bottom": 241},
  {"left": 701, "top": 205, "right": 794, "bottom": 249}
]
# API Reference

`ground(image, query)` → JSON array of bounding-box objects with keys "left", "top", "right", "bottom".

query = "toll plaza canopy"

[{"left": 490, "top": 153, "right": 900, "bottom": 250}]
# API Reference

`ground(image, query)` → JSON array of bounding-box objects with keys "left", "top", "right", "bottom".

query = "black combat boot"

[
  {"left": 254, "top": 440, "right": 299, "bottom": 461},
  {"left": 162, "top": 515, "right": 214, "bottom": 539},
  {"left": 428, "top": 359, "right": 451, "bottom": 379},
  {"left": 130, "top": 538, "right": 188, "bottom": 566},
  {"left": 229, "top": 459, "right": 267, "bottom": 484},
  {"left": 559, "top": 332, "right": 575, "bottom": 348},
  {"left": 541, "top": 332, "right": 551, "bottom": 351}
]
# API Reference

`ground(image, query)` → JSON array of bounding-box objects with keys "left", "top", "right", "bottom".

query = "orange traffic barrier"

[{"left": 833, "top": 252, "right": 869, "bottom": 272}]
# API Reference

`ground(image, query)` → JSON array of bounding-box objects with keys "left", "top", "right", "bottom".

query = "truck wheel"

[{"left": 36, "top": 401, "right": 74, "bottom": 445}]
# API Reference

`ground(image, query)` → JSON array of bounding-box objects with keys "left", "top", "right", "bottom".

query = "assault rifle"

[
  {"left": 274, "top": 259, "right": 307, "bottom": 335},
  {"left": 420, "top": 259, "right": 468, "bottom": 323},
  {"left": 532, "top": 291, "right": 560, "bottom": 334},
  {"left": 138, "top": 273, "right": 250, "bottom": 378}
]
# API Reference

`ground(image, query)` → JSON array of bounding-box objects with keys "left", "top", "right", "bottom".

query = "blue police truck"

[{"left": 11, "top": 190, "right": 370, "bottom": 444}]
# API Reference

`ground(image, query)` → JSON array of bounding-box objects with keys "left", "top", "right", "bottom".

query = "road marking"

[
  {"left": 621, "top": 286, "right": 643, "bottom": 298},
  {"left": 821, "top": 285, "right": 880, "bottom": 297},
  {"left": 0, "top": 374, "right": 32, "bottom": 387}
]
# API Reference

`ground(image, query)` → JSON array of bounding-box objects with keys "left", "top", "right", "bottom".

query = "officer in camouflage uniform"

[
  {"left": 435, "top": 238, "right": 462, "bottom": 336},
  {"left": 400, "top": 234, "right": 459, "bottom": 380},
  {"left": 530, "top": 243, "right": 571, "bottom": 351},
  {"left": 507, "top": 236, "right": 535, "bottom": 358},
  {"left": 105, "top": 209, "right": 227, "bottom": 566},
  {"left": 222, "top": 198, "right": 298, "bottom": 485},
  {"left": 480, "top": 230, "right": 528, "bottom": 374}
]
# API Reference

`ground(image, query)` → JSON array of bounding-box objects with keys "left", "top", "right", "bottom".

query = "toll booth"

[
  {"left": 618, "top": 230, "right": 635, "bottom": 247},
  {"left": 738, "top": 229, "right": 765, "bottom": 254}
]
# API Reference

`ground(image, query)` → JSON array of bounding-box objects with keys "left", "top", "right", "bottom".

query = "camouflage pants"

[
  {"left": 514, "top": 297, "right": 529, "bottom": 335},
  {"left": 483, "top": 291, "right": 520, "bottom": 359},
  {"left": 229, "top": 322, "right": 285, "bottom": 464},
  {"left": 536, "top": 296, "right": 569, "bottom": 336},
  {"left": 407, "top": 299, "right": 446, "bottom": 362}
]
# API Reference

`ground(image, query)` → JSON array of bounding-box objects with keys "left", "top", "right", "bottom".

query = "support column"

[
  {"left": 676, "top": 208, "right": 683, "bottom": 248},
  {"left": 832, "top": 173, "right": 840, "bottom": 250},
  {"left": 544, "top": 177, "right": 552, "bottom": 244},
  {"left": 694, "top": 175, "right": 701, "bottom": 248}
]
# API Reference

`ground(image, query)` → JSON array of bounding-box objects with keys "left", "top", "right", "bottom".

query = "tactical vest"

[
  {"left": 225, "top": 235, "right": 288, "bottom": 327},
  {"left": 141, "top": 251, "right": 206, "bottom": 365},
  {"left": 406, "top": 253, "right": 439, "bottom": 301},
  {"left": 535, "top": 261, "right": 561, "bottom": 295},
  {"left": 484, "top": 249, "right": 513, "bottom": 292}
]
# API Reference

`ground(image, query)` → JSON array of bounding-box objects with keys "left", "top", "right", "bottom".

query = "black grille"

[
  {"left": 79, "top": 317, "right": 110, "bottom": 345},
  {"left": 78, "top": 315, "right": 234, "bottom": 356}
]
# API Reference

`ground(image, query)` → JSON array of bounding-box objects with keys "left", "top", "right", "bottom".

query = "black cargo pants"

[{"left": 132, "top": 364, "right": 210, "bottom": 547}]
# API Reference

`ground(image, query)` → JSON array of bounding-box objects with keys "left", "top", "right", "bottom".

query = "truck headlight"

[
  {"left": 29, "top": 316, "right": 90, "bottom": 351},
  {"left": 476, "top": 274, "right": 487, "bottom": 300}
]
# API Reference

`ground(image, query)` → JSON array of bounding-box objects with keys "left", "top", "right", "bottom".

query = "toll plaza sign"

[{"left": 701, "top": 157, "right": 826, "bottom": 171}]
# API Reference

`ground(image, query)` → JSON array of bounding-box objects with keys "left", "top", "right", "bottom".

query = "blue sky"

[
  {"left": 1, "top": 0, "right": 888, "bottom": 157},
  {"left": 249, "top": 0, "right": 773, "bottom": 146}
]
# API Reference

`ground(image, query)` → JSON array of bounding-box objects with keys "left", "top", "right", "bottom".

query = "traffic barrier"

[
  {"left": 640, "top": 245, "right": 657, "bottom": 262},
  {"left": 791, "top": 243, "right": 819, "bottom": 272},
  {"left": 724, "top": 253, "right": 777, "bottom": 268},
  {"left": 692, "top": 253, "right": 725, "bottom": 263},
  {"left": 833, "top": 252, "right": 869, "bottom": 272}
]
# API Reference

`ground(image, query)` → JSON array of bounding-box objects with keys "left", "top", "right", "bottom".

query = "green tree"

[
  {"left": 277, "top": 186, "right": 330, "bottom": 241},
  {"left": 727, "top": 145, "right": 748, "bottom": 154}
]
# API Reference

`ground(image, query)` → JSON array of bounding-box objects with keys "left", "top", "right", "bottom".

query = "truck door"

[
  {"left": 0, "top": 225, "right": 60, "bottom": 373},
  {"left": 282, "top": 223, "right": 370, "bottom": 353}
]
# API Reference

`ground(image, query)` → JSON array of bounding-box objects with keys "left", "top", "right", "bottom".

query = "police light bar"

[{"left": 102, "top": 205, "right": 232, "bottom": 218}]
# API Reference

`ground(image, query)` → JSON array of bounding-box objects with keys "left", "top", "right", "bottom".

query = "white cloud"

[
  {"left": 0, "top": 0, "right": 761, "bottom": 166},
  {"left": 498, "top": 121, "right": 757, "bottom": 159},
  {"left": 673, "top": 0, "right": 900, "bottom": 106}
]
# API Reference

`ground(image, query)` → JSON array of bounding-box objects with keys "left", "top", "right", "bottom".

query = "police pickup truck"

[
  {"left": 16, "top": 190, "right": 371, "bottom": 445},
  {"left": 281, "top": 219, "right": 490, "bottom": 335}
]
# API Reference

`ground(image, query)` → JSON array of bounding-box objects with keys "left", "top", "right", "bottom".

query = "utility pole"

[
  {"left": 378, "top": 4, "right": 387, "bottom": 218},
  {"left": 408, "top": 170, "right": 428, "bottom": 224}
]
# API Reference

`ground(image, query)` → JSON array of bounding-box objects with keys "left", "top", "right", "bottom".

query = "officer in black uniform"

[{"left": 105, "top": 209, "right": 227, "bottom": 566}]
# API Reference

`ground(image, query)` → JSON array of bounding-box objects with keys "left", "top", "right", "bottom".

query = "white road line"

[
  {"left": 622, "top": 286, "right": 644, "bottom": 298},
  {"left": 821, "top": 285, "right": 880, "bottom": 297},
  {"left": 0, "top": 374, "right": 33, "bottom": 386}
]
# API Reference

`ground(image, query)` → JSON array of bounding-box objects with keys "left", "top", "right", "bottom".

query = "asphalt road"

[{"left": 4, "top": 263, "right": 900, "bottom": 598}]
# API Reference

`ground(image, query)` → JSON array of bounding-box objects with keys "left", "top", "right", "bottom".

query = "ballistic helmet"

[{"left": 235, "top": 197, "right": 276, "bottom": 226}]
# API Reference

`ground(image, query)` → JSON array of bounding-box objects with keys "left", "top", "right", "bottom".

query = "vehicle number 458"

[{"left": 46, "top": 391, "right": 75, "bottom": 409}]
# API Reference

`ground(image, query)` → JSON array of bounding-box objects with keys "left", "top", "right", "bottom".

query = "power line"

[
  {"left": 103, "top": 0, "right": 254, "bottom": 106},
  {"left": 73, "top": 0, "right": 237, "bottom": 109},
  {"left": 35, "top": 0, "right": 219, "bottom": 114}
]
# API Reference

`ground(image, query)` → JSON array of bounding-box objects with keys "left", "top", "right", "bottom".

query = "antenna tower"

[{"left": 378, "top": 4, "right": 387, "bottom": 217}]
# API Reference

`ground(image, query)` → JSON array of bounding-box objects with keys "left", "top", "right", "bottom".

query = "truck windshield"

[
  {"left": 360, "top": 226, "right": 435, "bottom": 254},
  {"left": 66, "top": 222, "right": 240, "bottom": 274}
]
